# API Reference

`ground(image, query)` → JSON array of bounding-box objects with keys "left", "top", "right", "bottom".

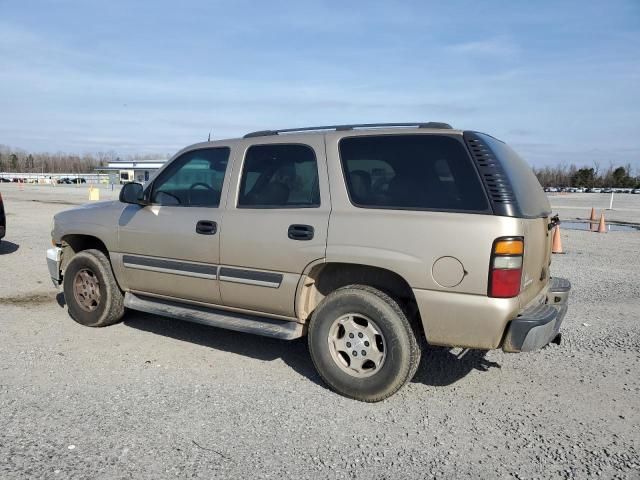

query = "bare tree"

[{"left": 0, "top": 144, "right": 169, "bottom": 174}]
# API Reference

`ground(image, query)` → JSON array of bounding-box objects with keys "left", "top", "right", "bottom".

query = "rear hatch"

[{"left": 464, "top": 132, "right": 553, "bottom": 307}]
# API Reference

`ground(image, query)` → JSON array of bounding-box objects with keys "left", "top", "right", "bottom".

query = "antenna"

[{"left": 207, "top": 129, "right": 212, "bottom": 142}]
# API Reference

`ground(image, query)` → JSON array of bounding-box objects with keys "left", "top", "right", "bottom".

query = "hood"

[
  {"left": 55, "top": 200, "right": 120, "bottom": 218},
  {"left": 52, "top": 200, "right": 125, "bottom": 246},
  {"left": 74, "top": 200, "right": 120, "bottom": 210}
]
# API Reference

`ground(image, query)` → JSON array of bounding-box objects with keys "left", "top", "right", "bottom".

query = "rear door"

[
  {"left": 219, "top": 136, "right": 330, "bottom": 317},
  {"left": 117, "top": 146, "right": 230, "bottom": 304}
]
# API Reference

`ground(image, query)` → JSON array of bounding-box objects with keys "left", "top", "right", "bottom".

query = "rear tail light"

[{"left": 489, "top": 237, "right": 524, "bottom": 298}]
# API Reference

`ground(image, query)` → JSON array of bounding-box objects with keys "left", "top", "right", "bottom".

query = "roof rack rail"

[{"left": 243, "top": 122, "right": 453, "bottom": 138}]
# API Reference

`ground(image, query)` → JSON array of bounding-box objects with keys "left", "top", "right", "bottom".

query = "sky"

[{"left": 0, "top": 0, "right": 639, "bottom": 167}]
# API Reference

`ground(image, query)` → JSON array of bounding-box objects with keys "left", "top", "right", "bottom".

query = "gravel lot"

[{"left": 1, "top": 185, "right": 639, "bottom": 479}]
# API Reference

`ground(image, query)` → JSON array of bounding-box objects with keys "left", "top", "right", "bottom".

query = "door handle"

[
  {"left": 196, "top": 220, "right": 217, "bottom": 235},
  {"left": 288, "top": 224, "right": 314, "bottom": 241}
]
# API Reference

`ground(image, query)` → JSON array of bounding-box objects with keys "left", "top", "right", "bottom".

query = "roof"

[
  {"left": 243, "top": 122, "right": 454, "bottom": 138},
  {"left": 168, "top": 122, "right": 465, "bottom": 160},
  {"left": 102, "top": 160, "right": 167, "bottom": 169}
]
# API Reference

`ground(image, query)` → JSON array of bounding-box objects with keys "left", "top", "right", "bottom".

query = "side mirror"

[{"left": 119, "top": 182, "right": 145, "bottom": 205}]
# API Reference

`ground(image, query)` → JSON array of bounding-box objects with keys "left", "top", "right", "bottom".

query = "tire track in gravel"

[{"left": 0, "top": 292, "right": 59, "bottom": 306}]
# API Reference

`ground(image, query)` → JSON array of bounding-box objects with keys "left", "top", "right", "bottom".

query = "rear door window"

[
  {"left": 238, "top": 144, "right": 320, "bottom": 208},
  {"left": 339, "top": 135, "right": 489, "bottom": 212}
]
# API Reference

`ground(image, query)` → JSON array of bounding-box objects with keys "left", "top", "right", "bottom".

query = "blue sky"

[{"left": 1, "top": 0, "right": 639, "bottom": 167}]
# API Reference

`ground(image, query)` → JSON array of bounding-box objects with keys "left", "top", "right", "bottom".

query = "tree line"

[
  {"left": 532, "top": 163, "right": 639, "bottom": 188},
  {"left": 1, "top": 143, "right": 638, "bottom": 187},
  {"left": 0, "top": 145, "right": 167, "bottom": 174}
]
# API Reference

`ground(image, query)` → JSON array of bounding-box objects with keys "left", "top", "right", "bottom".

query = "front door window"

[{"left": 151, "top": 148, "right": 230, "bottom": 207}]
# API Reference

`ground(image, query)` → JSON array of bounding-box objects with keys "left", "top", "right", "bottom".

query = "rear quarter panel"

[
  {"left": 323, "top": 130, "right": 546, "bottom": 349},
  {"left": 325, "top": 207, "right": 522, "bottom": 295},
  {"left": 324, "top": 130, "right": 524, "bottom": 296},
  {"left": 519, "top": 216, "right": 553, "bottom": 307}
]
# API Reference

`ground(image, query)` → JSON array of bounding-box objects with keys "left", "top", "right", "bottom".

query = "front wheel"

[
  {"left": 63, "top": 249, "right": 125, "bottom": 327},
  {"left": 308, "top": 285, "right": 421, "bottom": 402}
]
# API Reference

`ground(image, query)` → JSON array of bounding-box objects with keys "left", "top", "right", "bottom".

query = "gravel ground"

[{"left": 1, "top": 185, "right": 639, "bottom": 479}]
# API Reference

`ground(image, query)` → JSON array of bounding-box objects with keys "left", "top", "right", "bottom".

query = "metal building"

[{"left": 97, "top": 159, "right": 168, "bottom": 184}]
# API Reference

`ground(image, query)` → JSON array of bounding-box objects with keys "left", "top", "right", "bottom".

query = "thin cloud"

[
  {"left": 0, "top": 3, "right": 638, "bottom": 167},
  {"left": 447, "top": 37, "right": 519, "bottom": 56},
  {"left": 508, "top": 129, "right": 534, "bottom": 136}
]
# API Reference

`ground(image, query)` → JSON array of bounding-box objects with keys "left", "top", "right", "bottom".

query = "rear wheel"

[
  {"left": 308, "top": 285, "right": 421, "bottom": 402},
  {"left": 63, "top": 249, "right": 125, "bottom": 327}
]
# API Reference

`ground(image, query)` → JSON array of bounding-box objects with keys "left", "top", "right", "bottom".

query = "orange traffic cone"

[
  {"left": 589, "top": 207, "right": 597, "bottom": 231},
  {"left": 552, "top": 225, "right": 565, "bottom": 254},
  {"left": 597, "top": 213, "right": 607, "bottom": 233}
]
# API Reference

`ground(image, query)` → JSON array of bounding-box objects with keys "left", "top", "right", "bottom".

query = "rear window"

[
  {"left": 477, "top": 133, "right": 551, "bottom": 218},
  {"left": 339, "top": 135, "right": 489, "bottom": 212}
]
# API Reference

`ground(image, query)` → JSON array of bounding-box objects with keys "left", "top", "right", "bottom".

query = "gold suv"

[{"left": 47, "top": 123, "right": 570, "bottom": 401}]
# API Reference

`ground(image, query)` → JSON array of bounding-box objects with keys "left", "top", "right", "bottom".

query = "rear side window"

[
  {"left": 238, "top": 144, "right": 320, "bottom": 208},
  {"left": 339, "top": 135, "right": 489, "bottom": 212},
  {"left": 475, "top": 133, "right": 551, "bottom": 218}
]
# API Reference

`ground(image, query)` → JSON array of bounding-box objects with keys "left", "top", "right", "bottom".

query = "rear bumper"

[
  {"left": 502, "top": 277, "right": 571, "bottom": 352},
  {"left": 47, "top": 247, "right": 63, "bottom": 286}
]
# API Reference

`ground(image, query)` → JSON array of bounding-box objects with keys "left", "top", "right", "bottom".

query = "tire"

[
  {"left": 63, "top": 249, "right": 125, "bottom": 327},
  {"left": 308, "top": 285, "right": 421, "bottom": 402}
]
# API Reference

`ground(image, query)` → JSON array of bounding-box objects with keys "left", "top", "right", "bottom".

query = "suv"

[{"left": 47, "top": 123, "right": 570, "bottom": 402}]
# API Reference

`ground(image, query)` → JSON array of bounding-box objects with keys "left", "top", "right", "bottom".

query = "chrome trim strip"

[
  {"left": 218, "top": 275, "right": 281, "bottom": 288},
  {"left": 123, "top": 262, "right": 217, "bottom": 280},
  {"left": 218, "top": 266, "right": 283, "bottom": 288},
  {"left": 121, "top": 255, "right": 284, "bottom": 288},
  {"left": 122, "top": 254, "right": 218, "bottom": 280}
]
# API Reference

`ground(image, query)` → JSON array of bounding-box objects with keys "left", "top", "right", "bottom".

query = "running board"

[{"left": 124, "top": 293, "right": 305, "bottom": 340}]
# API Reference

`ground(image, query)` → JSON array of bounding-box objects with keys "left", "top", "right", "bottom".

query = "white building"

[{"left": 98, "top": 159, "right": 168, "bottom": 184}]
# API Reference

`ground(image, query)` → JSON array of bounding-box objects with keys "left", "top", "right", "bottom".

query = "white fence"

[{"left": 0, "top": 172, "right": 113, "bottom": 185}]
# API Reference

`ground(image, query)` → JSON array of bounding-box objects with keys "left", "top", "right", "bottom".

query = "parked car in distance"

[{"left": 47, "top": 122, "right": 571, "bottom": 402}]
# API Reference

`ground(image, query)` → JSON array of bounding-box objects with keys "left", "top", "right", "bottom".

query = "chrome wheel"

[
  {"left": 327, "top": 313, "right": 386, "bottom": 378},
  {"left": 73, "top": 268, "right": 101, "bottom": 312}
]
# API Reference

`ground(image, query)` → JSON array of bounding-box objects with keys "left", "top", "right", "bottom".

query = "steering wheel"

[
  {"left": 372, "top": 177, "right": 392, "bottom": 194},
  {"left": 188, "top": 182, "right": 214, "bottom": 204}
]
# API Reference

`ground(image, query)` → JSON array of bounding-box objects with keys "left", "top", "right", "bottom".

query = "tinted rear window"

[
  {"left": 339, "top": 135, "right": 489, "bottom": 212},
  {"left": 477, "top": 133, "right": 551, "bottom": 218}
]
